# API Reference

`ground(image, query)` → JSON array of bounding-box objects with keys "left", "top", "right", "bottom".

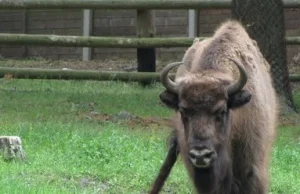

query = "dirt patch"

[
  {"left": 278, "top": 113, "right": 300, "bottom": 127},
  {"left": 78, "top": 177, "right": 109, "bottom": 192},
  {"left": 78, "top": 111, "right": 173, "bottom": 129}
]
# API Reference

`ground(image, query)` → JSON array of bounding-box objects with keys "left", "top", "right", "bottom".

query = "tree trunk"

[
  {"left": 231, "top": 0, "right": 296, "bottom": 114},
  {"left": 0, "top": 136, "right": 25, "bottom": 161}
]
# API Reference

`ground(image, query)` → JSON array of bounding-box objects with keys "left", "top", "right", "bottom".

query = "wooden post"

[
  {"left": 0, "top": 136, "right": 25, "bottom": 161},
  {"left": 136, "top": 9, "right": 156, "bottom": 85},
  {"left": 82, "top": 9, "right": 93, "bottom": 61},
  {"left": 188, "top": 9, "right": 199, "bottom": 38},
  {"left": 22, "top": 9, "right": 28, "bottom": 58}
]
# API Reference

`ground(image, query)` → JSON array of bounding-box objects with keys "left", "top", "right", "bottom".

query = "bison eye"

[
  {"left": 215, "top": 106, "right": 227, "bottom": 121},
  {"left": 179, "top": 107, "right": 194, "bottom": 117},
  {"left": 179, "top": 107, "right": 187, "bottom": 116}
]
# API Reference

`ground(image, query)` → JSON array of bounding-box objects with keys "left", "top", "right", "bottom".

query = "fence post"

[
  {"left": 22, "top": 9, "right": 28, "bottom": 58},
  {"left": 136, "top": 9, "right": 156, "bottom": 85},
  {"left": 82, "top": 9, "right": 93, "bottom": 61},
  {"left": 188, "top": 9, "right": 199, "bottom": 38}
]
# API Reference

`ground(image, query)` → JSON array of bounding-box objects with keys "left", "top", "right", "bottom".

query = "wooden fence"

[
  {"left": 0, "top": 0, "right": 300, "bottom": 82},
  {"left": 1, "top": 0, "right": 300, "bottom": 9},
  {"left": 1, "top": 34, "right": 300, "bottom": 48}
]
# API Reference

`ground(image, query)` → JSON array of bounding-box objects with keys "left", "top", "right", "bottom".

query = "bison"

[{"left": 150, "top": 20, "right": 278, "bottom": 194}]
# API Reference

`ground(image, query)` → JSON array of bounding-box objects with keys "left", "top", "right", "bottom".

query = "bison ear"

[
  {"left": 227, "top": 90, "right": 252, "bottom": 109},
  {"left": 159, "top": 90, "right": 179, "bottom": 110}
]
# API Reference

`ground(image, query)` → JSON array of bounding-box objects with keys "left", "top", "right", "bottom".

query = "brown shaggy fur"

[{"left": 164, "top": 20, "right": 278, "bottom": 194}]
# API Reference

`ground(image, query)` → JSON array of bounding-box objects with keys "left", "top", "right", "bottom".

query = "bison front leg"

[
  {"left": 148, "top": 132, "right": 179, "bottom": 194},
  {"left": 232, "top": 140, "right": 272, "bottom": 194}
]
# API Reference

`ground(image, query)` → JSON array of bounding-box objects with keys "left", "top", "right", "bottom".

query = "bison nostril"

[
  {"left": 188, "top": 149, "right": 217, "bottom": 168},
  {"left": 189, "top": 151, "right": 197, "bottom": 160},
  {"left": 203, "top": 151, "right": 214, "bottom": 159},
  {"left": 189, "top": 149, "right": 215, "bottom": 159}
]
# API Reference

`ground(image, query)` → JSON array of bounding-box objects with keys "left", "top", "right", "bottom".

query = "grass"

[
  {"left": 270, "top": 126, "right": 300, "bottom": 194},
  {"left": 0, "top": 78, "right": 299, "bottom": 194},
  {"left": 0, "top": 122, "right": 186, "bottom": 194}
]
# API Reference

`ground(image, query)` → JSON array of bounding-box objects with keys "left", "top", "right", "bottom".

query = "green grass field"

[{"left": 0, "top": 78, "right": 299, "bottom": 194}]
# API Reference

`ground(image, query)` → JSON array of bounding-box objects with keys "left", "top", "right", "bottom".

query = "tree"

[{"left": 231, "top": 0, "right": 296, "bottom": 113}]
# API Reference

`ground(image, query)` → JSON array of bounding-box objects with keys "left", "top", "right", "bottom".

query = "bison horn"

[
  {"left": 226, "top": 58, "right": 248, "bottom": 95},
  {"left": 160, "top": 61, "right": 183, "bottom": 94}
]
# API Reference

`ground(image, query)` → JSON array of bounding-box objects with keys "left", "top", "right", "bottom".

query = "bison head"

[{"left": 159, "top": 60, "right": 251, "bottom": 169}]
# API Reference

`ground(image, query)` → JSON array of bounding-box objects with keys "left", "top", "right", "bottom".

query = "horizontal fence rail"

[
  {"left": 284, "top": 37, "right": 300, "bottom": 45},
  {"left": 0, "top": 0, "right": 232, "bottom": 9},
  {"left": 0, "top": 34, "right": 299, "bottom": 48},
  {"left": 287, "top": 74, "right": 300, "bottom": 82},
  {"left": 0, "top": 0, "right": 299, "bottom": 9},
  {"left": 0, "top": 67, "right": 167, "bottom": 82},
  {"left": 0, "top": 34, "right": 202, "bottom": 48},
  {"left": 0, "top": 67, "right": 299, "bottom": 82}
]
